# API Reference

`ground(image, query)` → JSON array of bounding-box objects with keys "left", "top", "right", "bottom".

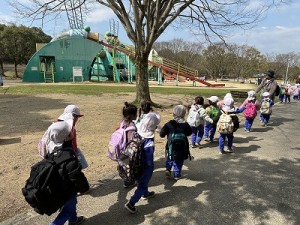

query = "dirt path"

[{"left": 0, "top": 81, "right": 256, "bottom": 221}]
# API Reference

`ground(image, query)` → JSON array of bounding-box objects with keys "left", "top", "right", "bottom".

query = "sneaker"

[
  {"left": 165, "top": 170, "right": 171, "bottom": 178},
  {"left": 225, "top": 148, "right": 233, "bottom": 153},
  {"left": 125, "top": 201, "right": 137, "bottom": 213},
  {"left": 174, "top": 175, "right": 182, "bottom": 181},
  {"left": 123, "top": 181, "right": 136, "bottom": 188},
  {"left": 191, "top": 144, "right": 196, "bottom": 148},
  {"left": 260, "top": 121, "right": 265, "bottom": 127},
  {"left": 204, "top": 138, "right": 209, "bottom": 142},
  {"left": 219, "top": 151, "right": 225, "bottom": 155},
  {"left": 141, "top": 191, "right": 155, "bottom": 200},
  {"left": 69, "top": 216, "right": 85, "bottom": 225},
  {"left": 246, "top": 130, "right": 250, "bottom": 133}
]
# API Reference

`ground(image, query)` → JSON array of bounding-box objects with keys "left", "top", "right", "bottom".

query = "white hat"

[
  {"left": 138, "top": 112, "right": 161, "bottom": 138},
  {"left": 46, "top": 121, "right": 72, "bottom": 154},
  {"left": 208, "top": 96, "right": 219, "bottom": 103},
  {"left": 262, "top": 92, "right": 270, "bottom": 97},
  {"left": 223, "top": 93, "right": 232, "bottom": 100},
  {"left": 222, "top": 97, "right": 234, "bottom": 112},
  {"left": 58, "top": 104, "right": 83, "bottom": 121},
  {"left": 247, "top": 90, "right": 256, "bottom": 100},
  {"left": 224, "top": 97, "right": 234, "bottom": 106}
]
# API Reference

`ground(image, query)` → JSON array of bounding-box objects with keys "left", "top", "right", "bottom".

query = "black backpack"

[
  {"left": 118, "top": 132, "right": 144, "bottom": 180},
  {"left": 22, "top": 149, "right": 77, "bottom": 216},
  {"left": 167, "top": 122, "right": 190, "bottom": 161}
]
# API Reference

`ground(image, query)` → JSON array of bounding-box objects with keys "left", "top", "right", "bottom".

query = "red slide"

[{"left": 98, "top": 40, "right": 224, "bottom": 87}]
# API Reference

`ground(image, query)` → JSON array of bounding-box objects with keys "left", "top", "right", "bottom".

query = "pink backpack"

[
  {"left": 108, "top": 121, "right": 136, "bottom": 161},
  {"left": 244, "top": 102, "right": 257, "bottom": 119}
]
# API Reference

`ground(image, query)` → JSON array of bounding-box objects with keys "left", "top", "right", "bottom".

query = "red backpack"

[{"left": 244, "top": 102, "right": 257, "bottom": 119}]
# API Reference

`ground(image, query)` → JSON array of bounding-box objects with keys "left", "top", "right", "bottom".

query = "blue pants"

[
  {"left": 191, "top": 124, "right": 204, "bottom": 145},
  {"left": 166, "top": 159, "right": 184, "bottom": 178},
  {"left": 51, "top": 196, "right": 77, "bottom": 225},
  {"left": 279, "top": 94, "right": 284, "bottom": 103},
  {"left": 244, "top": 118, "right": 254, "bottom": 131},
  {"left": 285, "top": 94, "right": 290, "bottom": 103},
  {"left": 260, "top": 114, "right": 270, "bottom": 125},
  {"left": 219, "top": 133, "right": 233, "bottom": 152},
  {"left": 130, "top": 146, "right": 154, "bottom": 205},
  {"left": 204, "top": 122, "right": 216, "bottom": 141},
  {"left": 293, "top": 95, "right": 299, "bottom": 101}
]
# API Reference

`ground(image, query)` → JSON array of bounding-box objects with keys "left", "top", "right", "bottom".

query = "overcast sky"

[{"left": 1, "top": 0, "right": 300, "bottom": 55}]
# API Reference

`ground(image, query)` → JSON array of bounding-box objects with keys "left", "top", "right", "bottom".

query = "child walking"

[
  {"left": 125, "top": 112, "right": 160, "bottom": 213},
  {"left": 260, "top": 92, "right": 274, "bottom": 126},
  {"left": 284, "top": 84, "right": 292, "bottom": 103},
  {"left": 240, "top": 91, "right": 260, "bottom": 132},
  {"left": 118, "top": 102, "right": 139, "bottom": 188},
  {"left": 278, "top": 84, "right": 285, "bottom": 103},
  {"left": 204, "top": 96, "right": 220, "bottom": 142},
  {"left": 160, "top": 105, "right": 192, "bottom": 180},
  {"left": 215, "top": 97, "right": 240, "bottom": 154},
  {"left": 293, "top": 84, "right": 299, "bottom": 101},
  {"left": 187, "top": 96, "right": 213, "bottom": 148},
  {"left": 46, "top": 121, "right": 89, "bottom": 225},
  {"left": 135, "top": 100, "right": 153, "bottom": 131}
]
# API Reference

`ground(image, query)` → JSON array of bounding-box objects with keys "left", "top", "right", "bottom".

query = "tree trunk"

[
  {"left": 135, "top": 51, "right": 152, "bottom": 104},
  {"left": 14, "top": 61, "right": 18, "bottom": 78},
  {"left": 0, "top": 61, "right": 3, "bottom": 75}
]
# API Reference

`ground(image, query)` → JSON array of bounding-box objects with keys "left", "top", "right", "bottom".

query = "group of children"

[
  {"left": 278, "top": 83, "right": 300, "bottom": 103},
  {"left": 114, "top": 90, "right": 275, "bottom": 214},
  {"left": 187, "top": 90, "right": 274, "bottom": 154}
]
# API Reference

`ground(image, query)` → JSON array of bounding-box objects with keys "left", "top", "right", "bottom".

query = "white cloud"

[
  {"left": 229, "top": 25, "right": 300, "bottom": 54},
  {"left": 86, "top": 6, "right": 115, "bottom": 23},
  {"left": 0, "top": 14, "right": 15, "bottom": 24}
]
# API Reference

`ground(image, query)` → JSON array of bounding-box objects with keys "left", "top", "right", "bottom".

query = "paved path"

[{"left": 2, "top": 102, "right": 300, "bottom": 225}]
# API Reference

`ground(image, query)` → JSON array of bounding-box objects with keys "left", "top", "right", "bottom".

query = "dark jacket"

[
  {"left": 255, "top": 78, "right": 278, "bottom": 100},
  {"left": 46, "top": 147, "right": 89, "bottom": 195},
  {"left": 159, "top": 120, "right": 192, "bottom": 160}
]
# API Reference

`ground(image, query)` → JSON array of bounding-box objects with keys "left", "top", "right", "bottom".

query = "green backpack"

[{"left": 210, "top": 107, "right": 219, "bottom": 119}]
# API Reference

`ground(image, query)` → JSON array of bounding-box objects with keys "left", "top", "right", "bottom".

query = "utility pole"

[{"left": 285, "top": 61, "right": 289, "bottom": 84}]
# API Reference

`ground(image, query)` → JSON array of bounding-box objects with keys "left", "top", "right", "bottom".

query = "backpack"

[
  {"left": 22, "top": 149, "right": 76, "bottom": 216},
  {"left": 244, "top": 102, "right": 257, "bottom": 119},
  {"left": 275, "top": 85, "right": 280, "bottom": 96},
  {"left": 118, "top": 132, "right": 144, "bottom": 180},
  {"left": 260, "top": 100, "right": 271, "bottom": 115},
  {"left": 167, "top": 122, "right": 190, "bottom": 161},
  {"left": 187, "top": 105, "right": 201, "bottom": 127},
  {"left": 216, "top": 112, "right": 234, "bottom": 134},
  {"left": 210, "top": 107, "right": 219, "bottom": 119},
  {"left": 108, "top": 121, "right": 136, "bottom": 161}
]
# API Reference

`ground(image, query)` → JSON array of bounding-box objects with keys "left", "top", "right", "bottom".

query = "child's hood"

[{"left": 190, "top": 104, "right": 202, "bottom": 111}]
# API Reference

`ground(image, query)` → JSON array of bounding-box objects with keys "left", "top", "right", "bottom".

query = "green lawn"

[{"left": 7, "top": 84, "right": 233, "bottom": 97}]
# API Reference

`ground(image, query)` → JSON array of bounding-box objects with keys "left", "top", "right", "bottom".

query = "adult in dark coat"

[{"left": 255, "top": 70, "right": 278, "bottom": 101}]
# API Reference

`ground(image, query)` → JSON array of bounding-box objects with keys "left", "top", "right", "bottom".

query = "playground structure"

[
  {"left": 22, "top": 30, "right": 224, "bottom": 86},
  {"left": 22, "top": 0, "right": 224, "bottom": 86}
]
